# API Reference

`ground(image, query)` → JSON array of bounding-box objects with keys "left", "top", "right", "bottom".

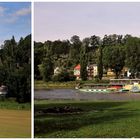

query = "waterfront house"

[
  {"left": 107, "top": 68, "right": 116, "bottom": 78},
  {"left": 74, "top": 64, "right": 81, "bottom": 80},
  {"left": 54, "top": 67, "right": 62, "bottom": 75},
  {"left": 74, "top": 64, "right": 98, "bottom": 80},
  {"left": 87, "top": 64, "right": 98, "bottom": 80}
]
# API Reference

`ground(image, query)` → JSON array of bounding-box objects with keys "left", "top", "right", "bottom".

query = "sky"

[
  {"left": 34, "top": 2, "right": 140, "bottom": 42},
  {"left": 0, "top": 2, "right": 31, "bottom": 45}
]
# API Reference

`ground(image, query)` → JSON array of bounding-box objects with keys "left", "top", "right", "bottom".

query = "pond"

[{"left": 34, "top": 89, "right": 140, "bottom": 101}]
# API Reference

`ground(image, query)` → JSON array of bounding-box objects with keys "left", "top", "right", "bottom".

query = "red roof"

[{"left": 74, "top": 64, "right": 81, "bottom": 70}]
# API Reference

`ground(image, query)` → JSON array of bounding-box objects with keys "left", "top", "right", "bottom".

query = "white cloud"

[
  {"left": 14, "top": 7, "right": 31, "bottom": 17},
  {"left": 0, "top": 6, "right": 31, "bottom": 24},
  {"left": 0, "top": 6, "right": 5, "bottom": 16}
]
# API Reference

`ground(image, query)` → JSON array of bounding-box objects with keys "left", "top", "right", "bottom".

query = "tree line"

[
  {"left": 0, "top": 35, "right": 31, "bottom": 103},
  {"left": 34, "top": 34, "right": 140, "bottom": 81}
]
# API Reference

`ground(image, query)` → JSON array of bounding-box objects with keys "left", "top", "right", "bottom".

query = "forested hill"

[
  {"left": 0, "top": 34, "right": 31, "bottom": 103},
  {"left": 34, "top": 34, "right": 140, "bottom": 81}
]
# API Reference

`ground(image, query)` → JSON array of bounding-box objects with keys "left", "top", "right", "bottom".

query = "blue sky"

[
  {"left": 0, "top": 2, "right": 31, "bottom": 45},
  {"left": 35, "top": 2, "right": 140, "bottom": 42}
]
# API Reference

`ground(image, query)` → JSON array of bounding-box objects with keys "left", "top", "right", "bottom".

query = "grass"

[
  {"left": 35, "top": 80, "right": 76, "bottom": 89},
  {"left": 34, "top": 100, "right": 140, "bottom": 138},
  {"left": 0, "top": 98, "right": 30, "bottom": 110},
  {"left": 35, "top": 80, "right": 109, "bottom": 89},
  {"left": 0, "top": 98, "right": 31, "bottom": 138}
]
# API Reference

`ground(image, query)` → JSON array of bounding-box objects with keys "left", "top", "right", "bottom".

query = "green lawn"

[
  {"left": 0, "top": 99, "right": 31, "bottom": 138},
  {"left": 0, "top": 99, "right": 30, "bottom": 110},
  {"left": 35, "top": 100, "right": 140, "bottom": 138}
]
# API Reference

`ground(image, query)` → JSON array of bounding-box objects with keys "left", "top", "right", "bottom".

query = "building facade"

[
  {"left": 87, "top": 64, "right": 98, "bottom": 80},
  {"left": 74, "top": 64, "right": 81, "bottom": 80}
]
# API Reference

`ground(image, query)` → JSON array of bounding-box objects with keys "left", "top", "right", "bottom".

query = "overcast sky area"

[
  {"left": 0, "top": 2, "right": 31, "bottom": 45},
  {"left": 34, "top": 2, "right": 140, "bottom": 42}
]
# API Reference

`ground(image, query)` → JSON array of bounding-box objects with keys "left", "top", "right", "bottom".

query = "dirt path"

[{"left": 0, "top": 109, "right": 31, "bottom": 138}]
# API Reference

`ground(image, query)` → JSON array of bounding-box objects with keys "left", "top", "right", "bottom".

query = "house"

[
  {"left": 106, "top": 67, "right": 131, "bottom": 79},
  {"left": 87, "top": 64, "right": 98, "bottom": 80},
  {"left": 54, "top": 67, "right": 62, "bottom": 75},
  {"left": 74, "top": 64, "right": 81, "bottom": 80},
  {"left": 74, "top": 64, "right": 98, "bottom": 80},
  {"left": 107, "top": 68, "right": 116, "bottom": 78}
]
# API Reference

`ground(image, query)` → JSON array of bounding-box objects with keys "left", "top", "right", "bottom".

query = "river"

[{"left": 34, "top": 89, "right": 140, "bottom": 101}]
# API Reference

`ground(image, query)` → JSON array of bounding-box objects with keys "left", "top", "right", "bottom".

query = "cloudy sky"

[
  {"left": 34, "top": 2, "right": 140, "bottom": 42},
  {"left": 0, "top": 2, "right": 31, "bottom": 45}
]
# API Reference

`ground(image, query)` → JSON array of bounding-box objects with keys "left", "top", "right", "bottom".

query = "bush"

[{"left": 52, "top": 70, "right": 76, "bottom": 82}]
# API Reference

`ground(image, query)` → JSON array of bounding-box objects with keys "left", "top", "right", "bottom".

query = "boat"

[
  {"left": 111, "top": 79, "right": 140, "bottom": 93},
  {"left": 76, "top": 79, "right": 140, "bottom": 93},
  {"left": 76, "top": 83, "right": 124, "bottom": 93},
  {"left": 79, "top": 88, "right": 110, "bottom": 93},
  {"left": 123, "top": 82, "right": 140, "bottom": 93}
]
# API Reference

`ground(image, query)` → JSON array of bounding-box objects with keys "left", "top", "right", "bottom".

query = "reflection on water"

[{"left": 34, "top": 89, "right": 140, "bottom": 101}]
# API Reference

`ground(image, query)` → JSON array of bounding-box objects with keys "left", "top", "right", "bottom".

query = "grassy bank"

[
  {"left": 0, "top": 98, "right": 30, "bottom": 110},
  {"left": 35, "top": 100, "right": 140, "bottom": 138},
  {"left": 35, "top": 80, "right": 109, "bottom": 90},
  {"left": 35, "top": 81, "right": 76, "bottom": 89}
]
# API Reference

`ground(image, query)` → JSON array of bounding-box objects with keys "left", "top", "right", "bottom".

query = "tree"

[
  {"left": 102, "top": 34, "right": 123, "bottom": 47},
  {"left": 90, "top": 35, "right": 100, "bottom": 50},
  {"left": 103, "top": 45, "right": 125, "bottom": 78},
  {"left": 125, "top": 37, "right": 140, "bottom": 75},
  {"left": 52, "top": 69, "right": 75, "bottom": 82},
  {"left": 97, "top": 46, "right": 103, "bottom": 80},
  {"left": 34, "top": 42, "right": 44, "bottom": 79},
  {"left": 80, "top": 43, "right": 88, "bottom": 81},
  {"left": 69, "top": 35, "right": 82, "bottom": 65},
  {"left": 0, "top": 35, "right": 31, "bottom": 103},
  {"left": 39, "top": 56, "right": 54, "bottom": 82},
  {"left": 34, "top": 34, "right": 140, "bottom": 82}
]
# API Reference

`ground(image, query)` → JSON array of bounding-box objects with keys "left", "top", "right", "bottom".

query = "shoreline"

[{"left": 34, "top": 80, "right": 110, "bottom": 90}]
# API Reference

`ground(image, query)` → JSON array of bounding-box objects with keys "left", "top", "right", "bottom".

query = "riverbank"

[
  {"left": 35, "top": 80, "right": 110, "bottom": 90},
  {"left": 35, "top": 81, "right": 76, "bottom": 89},
  {"left": 35, "top": 100, "right": 140, "bottom": 138}
]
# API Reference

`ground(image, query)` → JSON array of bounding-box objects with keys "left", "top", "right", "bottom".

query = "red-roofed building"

[
  {"left": 74, "top": 64, "right": 81, "bottom": 80},
  {"left": 74, "top": 64, "right": 98, "bottom": 80}
]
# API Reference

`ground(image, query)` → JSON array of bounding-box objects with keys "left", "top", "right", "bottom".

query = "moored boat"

[
  {"left": 76, "top": 83, "right": 124, "bottom": 93},
  {"left": 76, "top": 79, "right": 140, "bottom": 93}
]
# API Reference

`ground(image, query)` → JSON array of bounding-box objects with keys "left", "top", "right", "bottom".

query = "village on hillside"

[
  {"left": 73, "top": 64, "right": 130, "bottom": 80},
  {"left": 35, "top": 34, "right": 140, "bottom": 83}
]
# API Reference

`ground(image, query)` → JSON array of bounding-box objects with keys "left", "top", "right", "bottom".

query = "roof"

[{"left": 74, "top": 64, "right": 81, "bottom": 70}]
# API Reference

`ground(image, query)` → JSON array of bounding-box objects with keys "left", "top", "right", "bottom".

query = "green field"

[
  {"left": 0, "top": 100, "right": 31, "bottom": 138},
  {"left": 35, "top": 100, "right": 140, "bottom": 138},
  {"left": 0, "top": 99, "right": 30, "bottom": 110}
]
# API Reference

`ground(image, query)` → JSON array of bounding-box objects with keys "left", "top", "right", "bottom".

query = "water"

[{"left": 34, "top": 89, "right": 140, "bottom": 101}]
